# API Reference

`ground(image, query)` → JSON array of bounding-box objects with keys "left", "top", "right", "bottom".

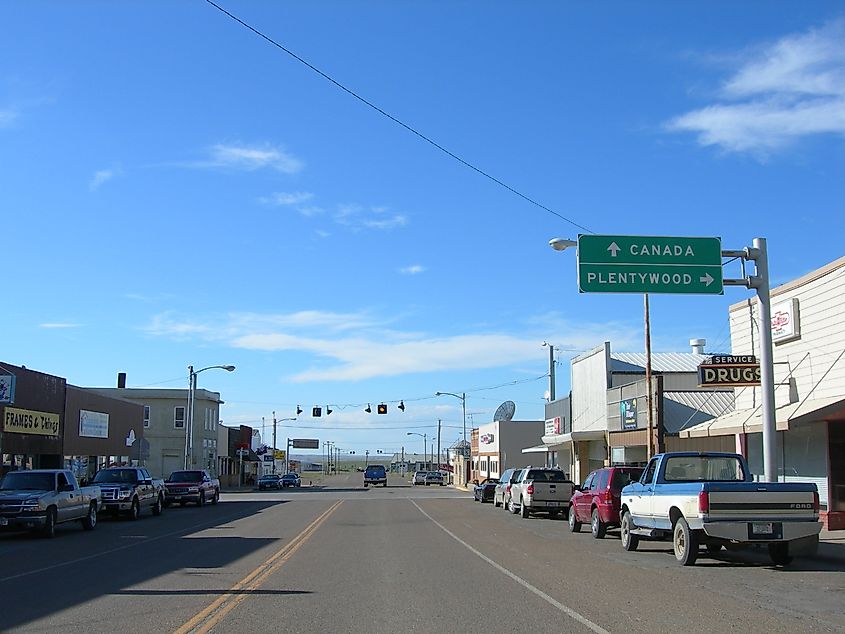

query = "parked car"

[
  {"left": 280, "top": 473, "right": 301, "bottom": 488},
  {"left": 164, "top": 470, "right": 220, "bottom": 507},
  {"left": 412, "top": 471, "right": 427, "bottom": 486},
  {"left": 492, "top": 468, "right": 522, "bottom": 509},
  {"left": 568, "top": 466, "right": 643, "bottom": 538},
  {"left": 508, "top": 467, "right": 575, "bottom": 518},
  {"left": 363, "top": 465, "right": 387, "bottom": 487},
  {"left": 0, "top": 469, "right": 100, "bottom": 537},
  {"left": 92, "top": 467, "right": 165, "bottom": 519},
  {"left": 620, "top": 452, "right": 822, "bottom": 566},
  {"left": 258, "top": 474, "right": 282, "bottom": 490},
  {"left": 424, "top": 471, "right": 444, "bottom": 486},
  {"left": 473, "top": 477, "right": 499, "bottom": 502}
]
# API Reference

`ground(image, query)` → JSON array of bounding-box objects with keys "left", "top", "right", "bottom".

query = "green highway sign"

[{"left": 577, "top": 235, "right": 723, "bottom": 294}]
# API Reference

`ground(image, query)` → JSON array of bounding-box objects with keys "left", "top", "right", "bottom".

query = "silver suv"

[{"left": 492, "top": 468, "right": 522, "bottom": 509}]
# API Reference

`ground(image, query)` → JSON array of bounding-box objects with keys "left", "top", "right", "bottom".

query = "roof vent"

[{"left": 689, "top": 338, "right": 706, "bottom": 355}]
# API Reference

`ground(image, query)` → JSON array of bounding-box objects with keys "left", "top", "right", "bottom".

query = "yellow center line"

[{"left": 173, "top": 499, "right": 343, "bottom": 634}]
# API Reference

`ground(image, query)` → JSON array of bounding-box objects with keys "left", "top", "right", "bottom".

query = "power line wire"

[{"left": 203, "top": 0, "right": 593, "bottom": 233}]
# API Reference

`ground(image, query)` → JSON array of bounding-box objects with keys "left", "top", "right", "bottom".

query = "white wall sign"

[
  {"left": 80, "top": 409, "right": 109, "bottom": 438},
  {"left": 771, "top": 298, "right": 800, "bottom": 344},
  {"left": 545, "top": 417, "right": 561, "bottom": 435}
]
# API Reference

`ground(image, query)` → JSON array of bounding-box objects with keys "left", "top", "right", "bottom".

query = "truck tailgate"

[
  {"left": 706, "top": 483, "right": 817, "bottom": 522},
  {"left": 530, "top": 482, "right": 574, "bottom": 502}
]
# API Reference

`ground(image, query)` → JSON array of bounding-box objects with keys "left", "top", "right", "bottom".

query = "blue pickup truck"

[{"left": 619, "top": 452, "right": 822, "bottom": 566}]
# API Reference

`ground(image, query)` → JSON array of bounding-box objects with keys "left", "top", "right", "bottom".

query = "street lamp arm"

[{"left": 194, "top": 364, "right": 236, "bottom": 375}]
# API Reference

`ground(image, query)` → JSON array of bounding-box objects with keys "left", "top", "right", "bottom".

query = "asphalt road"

[{"left": 1, "top": 473, "right": 843, "bottom": 633}]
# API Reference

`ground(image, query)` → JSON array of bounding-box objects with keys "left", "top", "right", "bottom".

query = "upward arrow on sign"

[{"left": 607, "top": 242, "right": 621, "bottom": 257}]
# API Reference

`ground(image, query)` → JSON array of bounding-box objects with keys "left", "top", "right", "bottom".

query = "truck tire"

[
  {"left": 568, "top": 506, "right": 581, "bottom": 532},
  {"left": 198, "top": 491, "right": 205, "bottom": 507},
  {"left": 591, "top": 508, "right": 606, "bottom": 539},
  {"left": 768, "top": 542, "right": 793, "bottom": 566},
  {"left": 82, "top": 502, "right": 97, "bottom": 530},
  {"left": 520, "top": 499, "right": 530, "bottom": 518},
  {"left": 509, "top": 498, "right": 519, "bottom": 514},
  {"left": 211, "top": 490, "right": 219, "bottom": 505},
  {"left": 129, "top": 498, "right": 140, "bottom": 521},
  {"left": 364, "top": 483, "right": 368, "bottom": 487},
  {"left": 673, "top": 517, "right": 698, "bottom": 566},
  {"left": 42, "top": 507, "right": 57, "bottom": 538},
  {"left": 152, "top": 495, "right": 163, "bottom": 516},
  {"left": 621, "top": 511, "right": 638, "bottom": 551}
]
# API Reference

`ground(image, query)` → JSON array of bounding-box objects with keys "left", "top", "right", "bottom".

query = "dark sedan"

[
  {"left": 473, "top": 477, "right": 499, "bottom": 502},
  {"left": 281, "top": 473, "right": 301, "bottom": 488},
  {"left": 258, "top": 474, "right": 282, "bottom": 490}
]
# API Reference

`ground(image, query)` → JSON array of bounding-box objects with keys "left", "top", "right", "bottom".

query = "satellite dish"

[{"left": 493, "top": 400, "right": 516, "bottom": 422}]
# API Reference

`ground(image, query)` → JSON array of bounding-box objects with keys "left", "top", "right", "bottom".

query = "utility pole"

[
  {"left": 401, "top": 446, "right": 405, "bottom": 476},
  {"left": 644, "top": 294, "right": 654, "bottom": 460},
  {"left": 546, "top": 342, "right": 556, "bottom": 401},
  {"left": 272, "top": 412, "right": 278, "bottom": 474},
  {"left": 437, "top": 419, "right": 442, "bottom": 472}
]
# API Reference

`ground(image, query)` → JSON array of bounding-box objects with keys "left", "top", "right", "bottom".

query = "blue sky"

[{"left": 3, "top": 2, "right": 844, "bottom": 458}]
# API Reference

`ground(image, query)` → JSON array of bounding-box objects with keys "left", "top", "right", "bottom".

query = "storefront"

[{"left": 0, "top": 362, "right": 66, "bottom": 475}]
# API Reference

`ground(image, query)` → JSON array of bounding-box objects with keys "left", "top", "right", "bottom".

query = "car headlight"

[
  {"left": 188, "top": 487, "right": 199, "bottom": 493},
  {"left": 22, "top": 498, "right": 43, "bottom": 511},
  {"left": 118, "top": 490, "right": 132, "bottom": 499}
]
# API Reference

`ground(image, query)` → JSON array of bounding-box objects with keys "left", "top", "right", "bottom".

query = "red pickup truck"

[{"left": 163, "top": 470, "right": 220, "bottom": 507}]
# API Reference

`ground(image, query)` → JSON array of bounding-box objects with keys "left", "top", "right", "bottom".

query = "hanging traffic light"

[
  {"left": 312, "top": 406, "right": 322, "bottom": 417},
  {"left": 377, "top": 403, "right": 388, "bottom": 414},
  {"left": 398, "top": 401, "right": 405, "bottom": 412}
]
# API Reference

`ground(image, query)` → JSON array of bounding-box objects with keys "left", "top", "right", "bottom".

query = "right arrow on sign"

[
  {"left": 700, "top": 272, "right": 714, "bottom": 286},
  {"left": 607, "top": 242, "right": 621, "bottom": 257}
]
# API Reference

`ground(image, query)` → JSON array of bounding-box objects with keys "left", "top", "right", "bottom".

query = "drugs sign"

[{"left": 698, "top": 355, "right": 761, "bottom": 388}]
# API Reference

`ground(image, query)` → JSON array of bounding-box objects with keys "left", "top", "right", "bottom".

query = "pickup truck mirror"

[
  {"left": 142, "top": 479, "right": 153, "bottom": 485},
  {"left": 472, "top": 479, "right": 479, "bottom": 485}
]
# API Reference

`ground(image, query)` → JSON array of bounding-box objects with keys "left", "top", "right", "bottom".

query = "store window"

[
  {"left": 143, "top": 405, "right": 150, "bottom": 428},
  {"left": 174, "top": 406, "right": 185, "bottom": 429}
]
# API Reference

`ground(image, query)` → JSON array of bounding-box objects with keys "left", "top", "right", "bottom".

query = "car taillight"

[
  {"left": 602, "top": 490, "right": 613, "bottom": 504},
  {"left": 813, "top": 491, "right": 820, "bottom": 513},
  {"left": 526, "top": 484, "right": 534, "bottom": 495},
  {"left": 698, "top": 491, "right": 710, "bottom": 514},
  {"left": 506, "top": 484, "right": 511, "bottom": 493}
]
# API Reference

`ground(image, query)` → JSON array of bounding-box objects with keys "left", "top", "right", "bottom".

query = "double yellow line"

[{"left": 174, "top": 500, "right": 343, "bottom": 634}]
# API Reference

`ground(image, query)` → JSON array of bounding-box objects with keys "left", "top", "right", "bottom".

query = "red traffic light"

[{"left": 377, "top": 403, "right": 387, "bottom": 414}]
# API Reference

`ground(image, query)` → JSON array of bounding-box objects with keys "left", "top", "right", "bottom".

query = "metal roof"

[
  {"left": 663, "top": 390, "right": 736, "bottom": 434},
  {"left": 611, "top": 352, "right": 708, "bottom": 374}
]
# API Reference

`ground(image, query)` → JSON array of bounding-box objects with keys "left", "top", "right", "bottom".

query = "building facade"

[{"left": 471, "top": 419, "right": 544, "bottom": 483}]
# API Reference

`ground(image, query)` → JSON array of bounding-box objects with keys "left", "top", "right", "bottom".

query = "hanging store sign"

[
  {"left": 3, "top": 407, "right": 60, "bottom": 436},
  {"left": 698, "top": 356, "right": 761, "bottom": 387},
  {"left": 620, "top": 398, "right": 638, "bottom": 430},
  {"left": 771, "top": 298, "right": 800, "bottom": 344},
  {"left": 79, "top": 410, "right": 109, "bottom": 438}
]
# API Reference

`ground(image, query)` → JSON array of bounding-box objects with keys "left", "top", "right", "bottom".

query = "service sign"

[
  {"left": 698, "top": 362, "right": 761, "bottom": 388},
  {"left": 3, "top": 407, "right": 60, "bottom": 436},
  {"left": 292, "top": 438, "right": 319, "bottom": 449}
]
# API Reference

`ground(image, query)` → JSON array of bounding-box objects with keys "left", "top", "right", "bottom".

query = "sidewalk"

[{"left": 816, "top": 528, "right": 845, "bottom": 563}]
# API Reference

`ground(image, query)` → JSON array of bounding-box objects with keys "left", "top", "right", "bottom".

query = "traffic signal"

[
  {"left": 398, "top": 400, "right": 405, "bottom": 412},
  {"left": 377, "top": 403, "right": 387, "bottom": 414},
  {"left": 312, "top": 406, "right": 322, "bottom": 417}
]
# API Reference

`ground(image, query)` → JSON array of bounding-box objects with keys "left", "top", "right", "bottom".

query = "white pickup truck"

[
  {"left": 620, "top": 452, "right": 822, "bottom": 566},
  {"left": 0, "top": 469, "right": 101, "bottom": 537},
  {"left": 508, "top": 467, "right": 576, "bottom": 519}
]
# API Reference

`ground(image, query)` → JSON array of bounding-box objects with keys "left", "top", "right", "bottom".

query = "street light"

[
  {"left": 407, "top": 432, "right": 428, "bottom": 470},
  {"left": 548, "top": 237, "right": 577, "bottom": 251},
  {"left": 272, "top": 412, "right": 297, "bottom": 474},
  {"left": 186, "top": 364, "right": 235, "bottom": 470},
  {"left": 435, "top": 391, "right": 466, "bottom": 456}
]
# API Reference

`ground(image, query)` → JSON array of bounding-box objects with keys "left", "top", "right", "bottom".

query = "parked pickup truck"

[
  {"left": 363, "top": 464, "right": 387, "bottom": 487},
  {"left": 164, "top": 470, "right": 220, "bottom": 507},
  {"left": 92, "top": 467, "right": 165, "bottom": 519},
  {"left": 620, "top": 452, "right": 822, "bottom": 566},
  {"left": 508, "top": 467, "right": 576, "bottom": 519},
  {"left": 0, "top": 469, "right": 100, "bottom": 537}
]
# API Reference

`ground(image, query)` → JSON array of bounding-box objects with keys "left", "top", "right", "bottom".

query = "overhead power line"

[{"left": 204, "top": 0, "right": 593, "bottom": 233}]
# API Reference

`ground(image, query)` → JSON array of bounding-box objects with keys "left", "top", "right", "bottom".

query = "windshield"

[
  {"left": 663, "top": 456, "right": 746, "bottom": 482},
  {"left": 0, "top": 472, "right": 54, "bottom": 491},
  {"left": 93, "top": 469, "right": 138, "bottom": 484},
  {"left": 167, "top": 471, "right": 204, "bottom": 483}
]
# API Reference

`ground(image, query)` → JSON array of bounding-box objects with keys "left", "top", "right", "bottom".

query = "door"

[
  {"left": 627, "top": 458, "right": 658, "bottom": 528},
  {"left": 140, "top": 469, "right": 154, "bottom": 508},
  {"left": 577, "top": 472, "right": 596, "bottom": 521},
  {"left": 54, "top": 472, "right": 76, "bottom": 522}
]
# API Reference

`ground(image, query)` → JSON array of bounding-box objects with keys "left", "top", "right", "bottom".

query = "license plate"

[
  {"left": 0, "top": 518, "right": 8, "bottom": 526},
  {"left": 174, "top": 495, "right": 182, "bottom": 500},
  {"left": 752, "top": 522, "right": 773, "bottom": 535},
  {"left": 546, "top": 501, "right": 561, "bottom": 507}
]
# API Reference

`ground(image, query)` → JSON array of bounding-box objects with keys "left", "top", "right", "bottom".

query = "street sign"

[
  {"left": 698, "top": 355, "right": 761, "bottom": 387},
  {"left": 577, "top": 235, "right": 723, "bottom": 294},
  {"left": 292, "top": 438, "right": 319, "bottom": 449},
  {"left": 236, "top": 448, "right": 249, "bottom": 457},
  {"left": 274, "top": 449, "right": 286, "bottom": 460}
]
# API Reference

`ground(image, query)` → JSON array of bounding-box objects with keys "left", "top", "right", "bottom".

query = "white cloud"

[
  {"left": 667, "top": 19, "right": 845, "bottom": 154},
  {"left": 334, "top": 204, "right": 408, "bottom": 231},
  {"left": 146, "top": 309, "right": 638, "bottom": 382},
  {"left": 39, "top": 323, "right": 81, "bottom": 329},
  {"left": 198, "top": 143, "right": 303, "bottom": 173},
  {"left": 0, "top": 108, "right": 18, "bottom": 128},
  {"left": 260, "top": 191, "right": 314, "bottom": 206},
  {"left": 399, "top": 265, "right": 426, "bottom": 275},
  {"left": 89, "top": 169, "right": 116, "bottom": 191}
]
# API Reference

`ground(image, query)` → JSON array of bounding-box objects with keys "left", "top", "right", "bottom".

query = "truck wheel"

[
  {"left": 152, "top": 495, "right": 163, "bottom": 516},
  {"left": 42, "top": 507, "right": 57, "bottom": 538},
  {"left": 591, "top": 508, "right": 606, "bottom": 539},
  {"left": 129, "top": 498, "right": 140, "bottom": 521},
  {"left": 621, "top": 511, "right": 638, "bottom": 551},
  {"left": 768, "top": 542, "right": 793, "bottom": 566},
  {"left": 364, "top": 483, "right": 368, "bottom": 488},
  {"left": 673, "top": 517, "right": 698, "bottom": 566},
  {"left": 568, "top": 506, "right": 581, "bottom": 532},
  {"left": 520, "top": 499, "right": 530, "bottom": 519},
  {"left": 198, "top": 491, "right": 205, "bottom": 507},
  {"left": 82, "top": 503, "right": 97, "bottom": 530},
  {"left": 509, "top": 498, "right": 519, "bottom": 514},
  {"left": 212, "top": 490, "right": 219, "bottom": 505}
]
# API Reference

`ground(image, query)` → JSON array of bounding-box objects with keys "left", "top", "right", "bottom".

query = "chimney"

[
  {"left": 117, "top": 372, "right": 127, "bottom": 388},
  {"left": 689, "top": 339, "right": 706, "bottom": 355}
]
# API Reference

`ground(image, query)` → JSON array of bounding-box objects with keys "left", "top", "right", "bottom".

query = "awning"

[
  {"left": 679, "top": 395, "right": 845, "bottom": 438},
  {"left": 541, "top": 429, "right": 607, "bottom": 446},
  {"left": 521, "top": 444, "right": 550, "bottom": 454}
]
